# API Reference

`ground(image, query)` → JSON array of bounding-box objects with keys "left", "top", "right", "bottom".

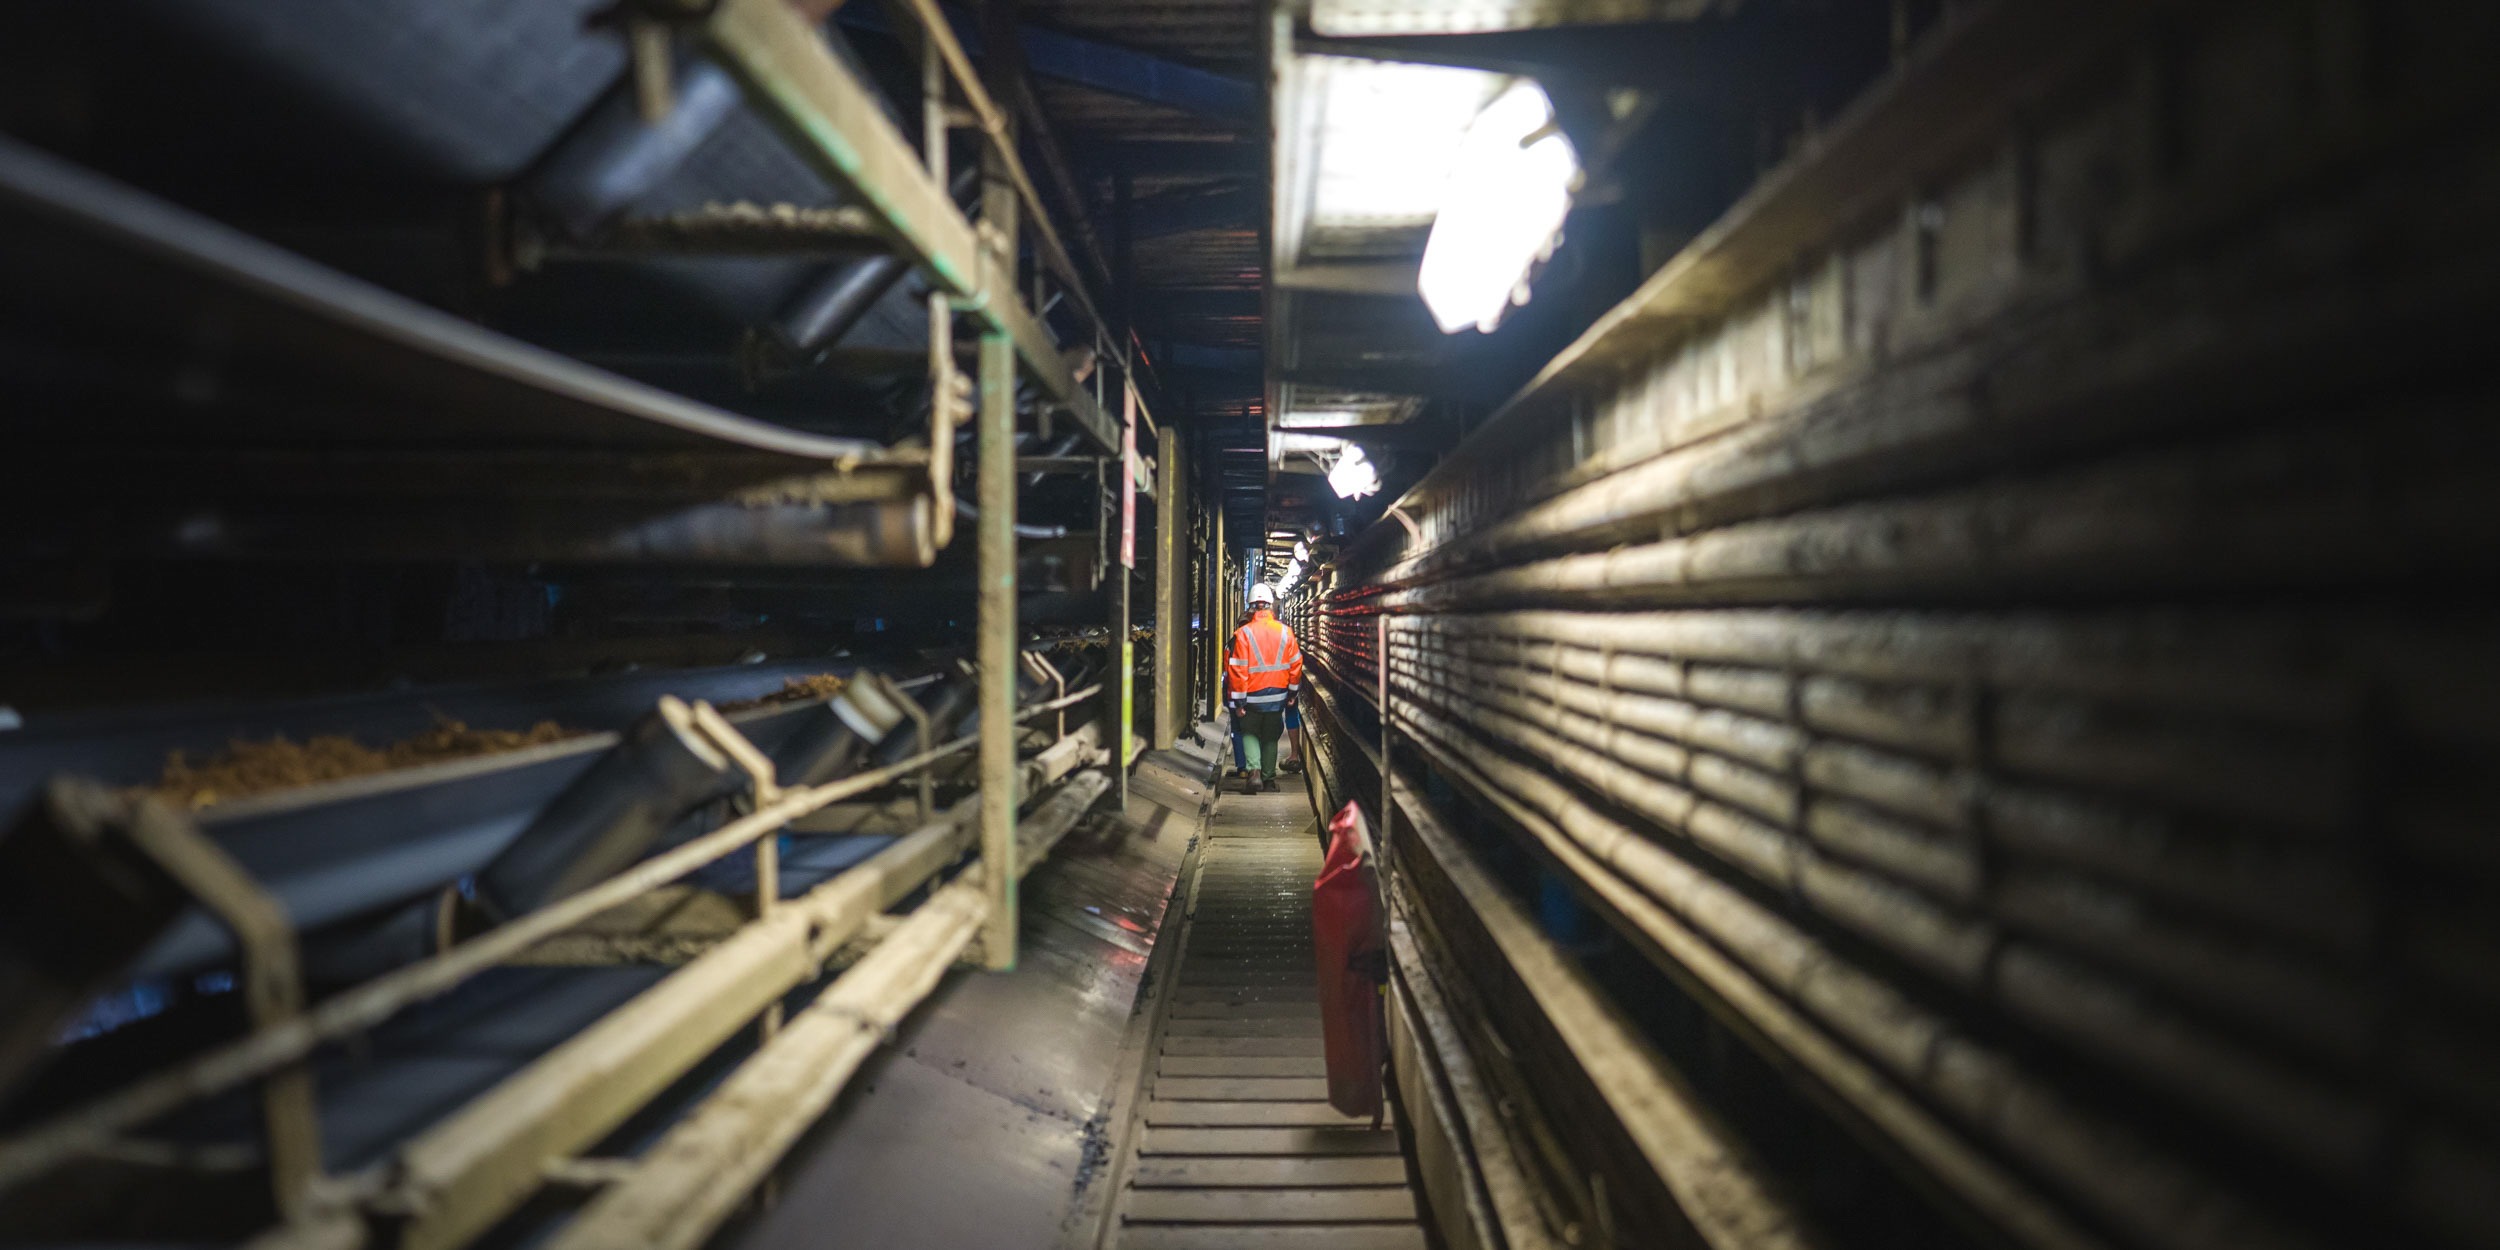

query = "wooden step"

[
  {"left": 1139, "top": 1127, "right": 1399, "bottom": 1156},
  {"left": 1125, "top": 1187, "right": 1418, "bottom": 1224},
  {"left": 1152, "top": 1077, "right": 1331, "bottom": 1101},
  {"left": 1130, "top": 1156, "right": 1409, "bottom": 1189},
  {"left": 1118, "top": 1227, "right": 1424, "bottom": 1250},
  {"left": 1157, "top": 1056, "right": 1328, "bottom": 1078},
  {"left": 1163, "top": 1018, "right": 1323, "bottom": 1038},
  {"left": 1158, "top": 1036, "right": 1324, "bottom": 1058},
  {"left": 1168, "top": 1002, "right": 1320, "bottom": 1021},
  {"left": 1171, "top": 987, "right": 1318, "bottom": 1006},
  {"left": 1144, "top": 1101, "right": 1382, "bottom": 1128}
]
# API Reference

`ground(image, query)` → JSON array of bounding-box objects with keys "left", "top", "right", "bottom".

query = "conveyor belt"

[{"left": 1106, "top": 787, "right": 1423, "bottom": 1249}]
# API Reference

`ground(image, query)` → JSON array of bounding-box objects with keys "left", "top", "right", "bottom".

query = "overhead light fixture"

[
  {"left": 1307, "top": 59, "right": 1505, "bottom": 231},
  {"left": 1418, "top": 79, "right": 1579, "bottom": 335},
  {"left": 1327, "top": 445, "right": 1381, "bottom": 500}
]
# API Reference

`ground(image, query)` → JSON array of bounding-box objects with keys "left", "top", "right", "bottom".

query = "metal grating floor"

[{"left": 1107, "top": 787, "right": 1423, "bottom": 1249}]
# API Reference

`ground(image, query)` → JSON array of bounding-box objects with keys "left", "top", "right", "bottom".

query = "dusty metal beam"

[
  {"left": 702, "top": 0, "right": 1118, "bottom": 455},
  {"left": 25, "top": 498, "right": 938, "bottom": 567},
  {"left": 0, "top": 724, "right": 1009, "bottom": 1195},
  {"left": 1155, "top": 426, "right": 1183, "bottom": 749},
  {"left": 544, "top": 770, "right": 1112, "bottom": 1250},
  {"left": 704, "top": 0, "right": 980, "bottom": 294},
  {"left": 561, "top": 202, "right": 887, "bottom": 256},
  {"left": 977, "top": 324, "right": 1021, "bottom": 970},
  {"left": 383, "top": 812, "right": 974, "bottom": 1250},
  {"left": 835, "top": 5, "right": 1256, "bottom": 123},
  {"left": 0, "top": 135, "right": 892, "bottom": 463}
]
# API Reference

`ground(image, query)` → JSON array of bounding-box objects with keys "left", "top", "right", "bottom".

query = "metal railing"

[{"left": 0, "top": 682, "right": 1104, "bottom": 1248}]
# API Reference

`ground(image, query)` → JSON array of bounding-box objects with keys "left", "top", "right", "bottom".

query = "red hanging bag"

[{"left": 1311, "top": 800, "right": 1386, "bottom": 1119}]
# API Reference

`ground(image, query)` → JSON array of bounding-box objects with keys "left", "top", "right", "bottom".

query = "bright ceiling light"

[
  {"left": 1308, "top": 59, "right": 1505, "bottom": 231},
  {"left": 1327, "top": 445, "right": 1381, "bottom": 499},
  {"left": 1418, "top": 80, "right": 1579, "bottom": 334}
]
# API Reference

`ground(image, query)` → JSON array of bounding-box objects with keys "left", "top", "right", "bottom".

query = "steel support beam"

[
  {"left": 1106, "top": 548, "right": 1130, "bottom": 803},
  {"left": 704, "top": 0, "right": 1117, "bottom": 455},
  {"left": 1155, "top": 426, "right": 1182, "bottom": 749},
  {"left": 541, "top": 768, "right": 1112, "bottom": 1250},
  {"left": 384, "top": 812, "right": 975, "bottom": 1250},
  {"left": 706, "top": 0, "right": 978, "bottom": 292},
  {"left": 1104, "top": 394, "right": 1133, "bottom": 808},
  {"left": 977, "top": 323, "right": 1020, "bottom": 971},
  {"left": 1205, "top": 506, "right": 1220, "bottom": 721}
]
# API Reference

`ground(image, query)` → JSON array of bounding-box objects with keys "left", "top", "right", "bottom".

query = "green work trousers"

[{"left": 1237, "top": 707, "right": 1286, "bottom": 776}]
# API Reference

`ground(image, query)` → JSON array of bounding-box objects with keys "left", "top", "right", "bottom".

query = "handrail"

[{"left": 0, "top": 682, "right": 1102, "bottom": 1190}]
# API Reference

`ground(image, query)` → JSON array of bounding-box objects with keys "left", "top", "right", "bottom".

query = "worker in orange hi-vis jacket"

[{"left": 1226, "top": 583, "right": 1303, "bottom": 794}]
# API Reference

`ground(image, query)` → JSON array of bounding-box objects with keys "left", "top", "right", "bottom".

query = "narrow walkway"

[{"left": 1107, "top": 787, "right": 1424, "bottom": 1249}]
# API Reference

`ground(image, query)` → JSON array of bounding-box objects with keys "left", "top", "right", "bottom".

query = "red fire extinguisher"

[{"left": 1312, "top": 800, "right": 1386, "bottom": 1120}]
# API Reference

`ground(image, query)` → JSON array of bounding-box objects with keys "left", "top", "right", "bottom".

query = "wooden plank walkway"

[{"left": 1107, "top": 788, "right": 1422, "bottom": 1250}]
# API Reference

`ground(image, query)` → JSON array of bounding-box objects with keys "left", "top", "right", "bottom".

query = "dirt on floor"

[
  {"left": 716, "top": 672, "right": 846, "bottom": 713},
  {"left": 154, "top": 718, "right": 579, "bottom": 809}
]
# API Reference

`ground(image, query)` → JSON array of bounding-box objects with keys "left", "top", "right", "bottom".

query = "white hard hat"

[{"left": 1248, "top": 583, "right": 1277, "bottom": 606}]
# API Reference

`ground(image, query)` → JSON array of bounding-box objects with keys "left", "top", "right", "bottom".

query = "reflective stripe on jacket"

[{"left": 1227, "top": 610, "right": 1303, "bottom": 709}]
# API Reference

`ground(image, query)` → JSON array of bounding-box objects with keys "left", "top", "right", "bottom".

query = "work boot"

[
  {"left": 1262, "top": 775, "right": 1280, "bottom": 793},
  {"left": 1242, "top": 774, "right": 1260, "bottom": 795}
]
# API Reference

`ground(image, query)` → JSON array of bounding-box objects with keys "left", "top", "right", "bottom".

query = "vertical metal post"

[
  {"left": 1107, "top": 504, "right": 1131, "bottom": 797},
  {"left": 1378, "top": 612, "right": 1393, "bottom": 889},
  {"left": 974, "top": 11, "right": 1021, "bottom": 970},
  {"left": 879, "top": 672, "right": 935, "bottom": 823},
  {"left": 115, "top": 798, "right": 324, "bottom": 1219},
  {"left": 1155, "top": 426, "right": 1181, "bottom": 749},
  {"left": 978, "top": 324, "right": 1018, "bottom": 972},
  {"left": 1109, "top": 383, "right": 1135, "bottom": 791},
  {"left": 1208, "top": 507, "right": 1226, "bottom": 720}
]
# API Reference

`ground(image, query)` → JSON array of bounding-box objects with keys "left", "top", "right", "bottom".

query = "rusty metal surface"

[{"left": 716, "top": 755, "right": 1207, "bottom": 1250}]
